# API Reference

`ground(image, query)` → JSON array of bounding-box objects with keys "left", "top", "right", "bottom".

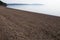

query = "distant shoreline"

[{"left": 7, "top": 4, "right": 43, "bottom": 5}]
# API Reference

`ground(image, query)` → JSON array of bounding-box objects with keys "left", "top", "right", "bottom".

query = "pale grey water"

[{"left": 7, "top": 4, "right": 60, "bottom": 17}]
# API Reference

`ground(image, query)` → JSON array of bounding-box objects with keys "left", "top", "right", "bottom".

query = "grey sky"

[
  {"left": 1, "top": 0, "right": 60, "bottom": 5},
  {"left": 1, "top": 0, "right": 46, "bottom": 4}
]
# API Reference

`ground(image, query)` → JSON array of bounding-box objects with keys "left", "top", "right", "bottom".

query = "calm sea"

[{"left": 7, "top": 4, "right": 60, "bottom": 17}]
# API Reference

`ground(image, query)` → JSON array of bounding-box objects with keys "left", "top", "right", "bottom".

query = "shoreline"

[
  {"left": 8, "top": 7, "right": 60, "bottom": 17},
  {"left": 7, "top": 7, "right": 60, "bottom": 17}
]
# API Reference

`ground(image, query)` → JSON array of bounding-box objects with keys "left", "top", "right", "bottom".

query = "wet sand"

[{"left": 0, "top": 6, "right": 60, "bottom": 40}]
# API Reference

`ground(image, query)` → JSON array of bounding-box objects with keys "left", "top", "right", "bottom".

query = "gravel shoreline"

[{"left": 0, "top": 6, "right": 60, "bottom": 40}]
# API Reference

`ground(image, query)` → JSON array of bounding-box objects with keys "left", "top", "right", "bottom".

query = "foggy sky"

[
  {"left": 1, "top": 0, "right": 60, "bottom": 5},
  {"left": 1, "top": 0, "right": 46, "bottom": 4}
]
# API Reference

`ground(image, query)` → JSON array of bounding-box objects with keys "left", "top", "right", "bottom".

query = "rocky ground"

[{"left": 0, "top": 6, "right": 60, "bottom": 40}]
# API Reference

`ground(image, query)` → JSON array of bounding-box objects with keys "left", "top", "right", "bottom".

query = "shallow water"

[{"left": 7, "top": 4, "right": 60, "bottom": 17}]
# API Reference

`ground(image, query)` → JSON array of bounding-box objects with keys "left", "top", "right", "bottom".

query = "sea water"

[{"left": 7, "top": 4, "right": 60, "bottom": 17}]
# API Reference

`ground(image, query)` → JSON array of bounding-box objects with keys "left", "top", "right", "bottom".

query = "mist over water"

[{"left": 7, "top": 4, "right": 60, "bottom": 17}]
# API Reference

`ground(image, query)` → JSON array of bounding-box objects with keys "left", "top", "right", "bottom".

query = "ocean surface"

[{"left": 7, "top": 4, "right": 60, "bottom": 17}]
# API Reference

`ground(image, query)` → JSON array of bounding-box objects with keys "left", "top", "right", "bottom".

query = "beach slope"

[{"left": 0, "top": 6, "right": 60, "bottom": 40}]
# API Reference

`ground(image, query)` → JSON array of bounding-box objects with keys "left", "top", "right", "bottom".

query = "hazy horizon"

[
  {"left": 1, "top": 0, "right": 45, "bottom": 4},
  {"left": 1, "top": 0, "right": 60, "bottom": 6}
]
